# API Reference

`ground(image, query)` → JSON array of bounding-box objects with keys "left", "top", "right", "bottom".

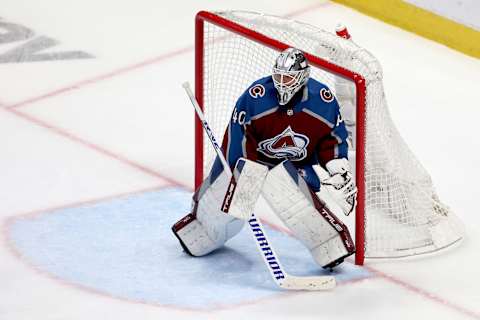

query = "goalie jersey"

[{"left": 210, "top": 76, "right": 349, "bottom": 192}]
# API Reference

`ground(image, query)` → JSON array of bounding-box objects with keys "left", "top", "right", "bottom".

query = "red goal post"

[{"left": 193, "top": 10, "right": 463, "bottom": 266}]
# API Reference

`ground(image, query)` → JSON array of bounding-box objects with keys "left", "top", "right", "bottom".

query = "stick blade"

[{"left": 279, "top": 275, "right": 336, "bottom": 291}]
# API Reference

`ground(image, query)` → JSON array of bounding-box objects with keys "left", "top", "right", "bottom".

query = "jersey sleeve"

[
  {"left": 208, "top": 92, "right": 258, "bottom": 182},
  {"left": 316, "top": 101, "right": 349, "bottom": 166}
]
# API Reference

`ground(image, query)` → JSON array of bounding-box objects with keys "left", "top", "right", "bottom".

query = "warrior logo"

[{"left": 257, "top": 126, "right": 309, "bottom": 161}]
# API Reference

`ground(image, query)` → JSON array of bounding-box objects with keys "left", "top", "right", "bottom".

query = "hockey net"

[{"left": 194, "top": 10, "right": 464, "bottom": 265}]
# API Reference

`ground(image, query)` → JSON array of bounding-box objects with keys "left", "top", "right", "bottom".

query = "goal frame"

[{"left": 194, "top": 10, "right": 367, "bottom": 265}]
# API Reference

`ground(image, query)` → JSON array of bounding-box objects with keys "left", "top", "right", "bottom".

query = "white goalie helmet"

[{"left": 272, "top": 48, "right": 310, "bottom": 105}]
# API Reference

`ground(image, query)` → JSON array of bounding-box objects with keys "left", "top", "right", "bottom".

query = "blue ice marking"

[{"left": 8, "top": 187, "right": 372, "bottom": 309}]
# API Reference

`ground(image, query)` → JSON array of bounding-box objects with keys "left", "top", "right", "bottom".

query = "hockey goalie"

[{"left": 172, "top": 48, "right": 357, "bottom": 270}]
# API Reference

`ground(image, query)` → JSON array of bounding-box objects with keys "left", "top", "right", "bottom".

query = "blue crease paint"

[{"left": 8, "top": 187, "right": 372, "bottom": 309}]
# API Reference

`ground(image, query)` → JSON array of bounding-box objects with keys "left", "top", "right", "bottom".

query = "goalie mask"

[{"left": 272, "top": 48, "right": 310, "bottom": 105}]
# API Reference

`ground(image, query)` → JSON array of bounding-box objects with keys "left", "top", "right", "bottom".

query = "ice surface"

[
  {"left": 0, "top": 0, "right": 479, "bottom": 319},
  {"left": 7, "top": 187, "right": 371, "bottom": 309}
]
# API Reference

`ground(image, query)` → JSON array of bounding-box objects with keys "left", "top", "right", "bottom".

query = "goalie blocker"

[{"left": 172, "top": 158, "right": 355, "bottom": 269}]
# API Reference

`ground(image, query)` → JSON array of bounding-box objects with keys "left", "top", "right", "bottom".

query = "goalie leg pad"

[
  {"left": 172, "top": 210, "right": 244, "bottom": 257},
  {"left": 171, "top": 158, "right": 268, "bottom": 256},
  {"left": 262, "top": 161, "right": 355, "bottom": 268},
  {"left": 221, "top": 158, "right": 269, "bottom": 220},
  {"left": 171, "top": 213, "right": 217, "bottom": 256}
]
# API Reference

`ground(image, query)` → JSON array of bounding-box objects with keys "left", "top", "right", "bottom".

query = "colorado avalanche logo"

[
  {"left": 320, "top": 88, "right": 334, "bottom": 103},
  {"left": 257, "top": 126, "right": 310, "bottom": 161},
  {"left": 249, "top": 84, "right": 265, "bottom": 98}
]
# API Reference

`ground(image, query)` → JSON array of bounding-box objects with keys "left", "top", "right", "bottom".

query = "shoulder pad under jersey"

[
  {"left": 302, "top": 78, "right": 340, "bottom": 127},
  {"left": 236, "top": 76, "right": 280, "bottom": 120}
]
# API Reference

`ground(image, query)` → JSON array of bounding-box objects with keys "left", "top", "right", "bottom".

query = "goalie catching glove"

[{"left": 315, "top": 158, "right": 357, "bottom": 216}]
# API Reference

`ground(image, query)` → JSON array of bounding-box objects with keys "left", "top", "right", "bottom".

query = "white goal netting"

[{"left": 197, "top": 11, "right": 464, "bottom": 260}]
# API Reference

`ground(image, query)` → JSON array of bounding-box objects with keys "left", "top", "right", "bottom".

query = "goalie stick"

[{"left": 182, "top": 82, "right": 336, "bottom": 291}]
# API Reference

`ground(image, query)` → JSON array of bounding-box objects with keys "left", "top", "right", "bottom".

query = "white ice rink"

[{"left": 1, "top": 1, "right": 479, "bottom": 319}]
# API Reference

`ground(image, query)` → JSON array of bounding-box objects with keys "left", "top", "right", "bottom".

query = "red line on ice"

[
  {"left": 6, "top": 46, "right": 194, "bottom": 110},
  {"left": 7, "top": 184, "right": 173, "bottom": 219},
  {"left": 365, "top": 266, "right": 480, "bottom": 320},
  {"left": 4, "top": 107, "right": 189, "bottom": 189},
  {"left": 3, "top": 2, "right": 329, "bottom": 111}
]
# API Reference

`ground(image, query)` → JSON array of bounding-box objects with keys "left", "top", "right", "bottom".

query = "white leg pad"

[
  {"left": 262, "top": 161, "right": 355, "bottom": 267},
  {"left": 174, "top": 214, "right": 219, "bottom": 256},
  {"left": 172, "top": 158, "right": 267, "bottom": 256},
  {"left": 310, "top": 234, "right": 353, "bottom": 267},
  {"left": 221, "top": 158, "right": 269, "bottom": 220}
]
